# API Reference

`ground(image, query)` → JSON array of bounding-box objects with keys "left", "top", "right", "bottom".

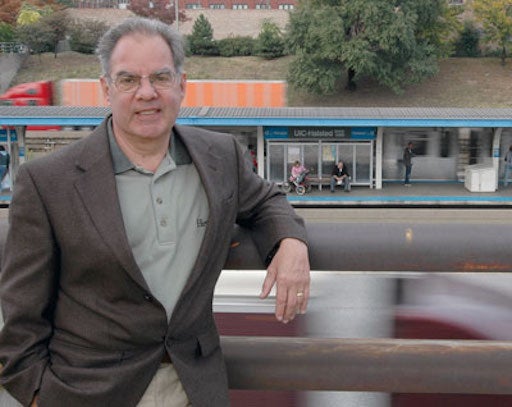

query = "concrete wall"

[{"left": 0, "top": 53, "right": 26, "bottom": 94}]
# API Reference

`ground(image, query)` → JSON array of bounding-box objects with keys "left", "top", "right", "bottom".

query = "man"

[
  {"left": 330, "top": 160, "right": 351, "bottom": 193},
  {"left": 503, "top": 145, "right": 512, "bottom": 187},
  {"left": 403, "top": 141, "right": 414, "bottom": 186},
  {"left": 0, "top": 18, "right": 310, "bottom": 407},
  {"left": 0, "top": 145, "right": 9, "bottom": 190}
]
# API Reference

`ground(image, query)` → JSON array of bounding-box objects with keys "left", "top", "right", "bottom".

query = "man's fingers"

[{"left": 259, "top": 268, "right": 276, "bottom": 299}]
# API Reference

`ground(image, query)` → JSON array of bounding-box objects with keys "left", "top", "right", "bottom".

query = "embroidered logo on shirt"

[{"left": 196, "top": 218, "right": 209, "bottom": 228}]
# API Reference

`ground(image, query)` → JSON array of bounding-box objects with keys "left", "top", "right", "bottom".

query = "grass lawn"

[{"left": 11, "top": 52, "right": 512, "bottom": 108}]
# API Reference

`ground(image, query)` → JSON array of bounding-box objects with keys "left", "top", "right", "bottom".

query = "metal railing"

[
  {"left": 222, "top": 336, "right": 512, "bottom": 394},
  {"left": 1, "top": 218, "right": 511, "bottom": 395},
  {"left": 0, "top": 43, "right": 28, "bottom": 54}
]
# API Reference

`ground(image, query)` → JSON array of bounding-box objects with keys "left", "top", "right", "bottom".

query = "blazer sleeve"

[
  {"left": 232, "top": 138, "right": 307, "bottom": 262},
  {"left": 0, "top": 164, "right": 57, "bottom": 406}
]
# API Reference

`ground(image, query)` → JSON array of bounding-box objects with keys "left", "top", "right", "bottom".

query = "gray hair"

[{"left": 96, "top": 17, "right": 185, "bottom": 76}]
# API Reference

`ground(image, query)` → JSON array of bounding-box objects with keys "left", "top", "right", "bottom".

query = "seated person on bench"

[{"left": 330, "top": 160, "right": 351, "bottom": 193}]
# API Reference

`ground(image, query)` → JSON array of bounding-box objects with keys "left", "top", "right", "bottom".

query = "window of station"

[
  {"left": 185, "top": 3, "right": 202, "bottom": 8},
  {"left": 209, "top": 3, "right": 225, "bottom": 8},
  {"left": 278, "top": 4, "right": 294, "bottom": 9},
  {"left": 232, "top": 4, "right": 248, "bottom": 9},
  {"left": 255, "top": 3, "right": 271, "bottom": 8},
  {"left": 267, "top": 141, "right": 373, "bottom": 187}
]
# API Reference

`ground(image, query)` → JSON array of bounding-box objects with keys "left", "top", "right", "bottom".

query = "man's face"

[{"left": 100, "top": 33, "right": 186, "bottom": 144}]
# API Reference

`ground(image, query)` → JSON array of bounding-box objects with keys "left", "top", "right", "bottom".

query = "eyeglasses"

[{"left": 109, "top": 70, "right": 179, "bottom": 93}]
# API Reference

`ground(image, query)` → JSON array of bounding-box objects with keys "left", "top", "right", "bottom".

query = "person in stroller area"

[{"left": 290, "top": 160, "right": 308, "bottom": 184}]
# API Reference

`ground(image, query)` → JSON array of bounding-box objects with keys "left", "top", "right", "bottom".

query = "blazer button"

[{"left": 143, "top": 293, "right": 153, "bottom": 302}]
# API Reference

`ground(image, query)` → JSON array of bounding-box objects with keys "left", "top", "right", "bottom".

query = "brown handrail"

[{"left": 221, "top": 336, "right": 512, "bottom": 394}]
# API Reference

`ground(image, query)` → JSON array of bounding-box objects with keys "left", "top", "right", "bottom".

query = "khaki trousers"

[{"left": 137, "top": 363, "right": 191, "bottom": 407}]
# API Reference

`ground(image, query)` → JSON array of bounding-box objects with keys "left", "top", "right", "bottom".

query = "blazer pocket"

[{"left": 197, "top": 329, "right": 220, "bottom": 357}]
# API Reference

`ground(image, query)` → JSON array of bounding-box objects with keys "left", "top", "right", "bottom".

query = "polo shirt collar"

[{"left": 107, "top": 118, "right": 191, "bottom": 175}]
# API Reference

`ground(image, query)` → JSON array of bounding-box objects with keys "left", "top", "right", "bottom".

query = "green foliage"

[
  {"left": 255, "top": 20, "right": 285, "bottom": 59},
  {"left": 286, "top": 0, "right": 453, "bottom": 95},
  {"left": 15, "top": 19, "right": 54, "bottom": 54},
  {"left": 453, "top": 20, "right": 481, "bottom": 57},
  {"left": 68, "top": 19, "right": 109, "bottom": 54},
  {"left": 188, "top": 14, "right": 219, "bottom": 56},
  {"left": 473, "top": 0, "right": 512, "bottom": 65},
  {"left": 217, "top": 36, "right": 255, "bottom": 57},
  {"left": 0, "top": 22, "right": 15, "bottom": 42}
]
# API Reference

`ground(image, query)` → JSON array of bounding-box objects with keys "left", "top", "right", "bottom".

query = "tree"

[
  {"left": 15, "top": 18, "right": 55, "bottom": 54},
  {"left": 0, "top": 21, "right": 14, "bottom": 41},
  {"left": 129, "top": 0, "right": 187, "bottom": 25},
  {"left": 188, "top": 14, "right": 218, "bottom": 56},
  {"left": 39, "top": 10, "right": 70, "bottom": 57},
  {"left": 286, "top": 0, "right": 453, "bottom": 95},
  {"left": 473, "top": 0, "right": 512, "bottom": 65},
  {"left": 255, "top": 20, "right": 285, "bottom": 59},
  {"left": 68, "top": 19, "right": 109, "bottom": 54},
  {"left": 453, "top": 20, "right": 481, "bottom": 57},
  {"left": 16, "top": 2, "right": 42, "bottom": 26},
  {"left": 0, "top": 0, "right": 22, "bottom": 25}
]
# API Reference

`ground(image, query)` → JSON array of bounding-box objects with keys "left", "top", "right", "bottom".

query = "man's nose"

[{"left": 136, "top": 77, "right": 157, "bottom": 97}]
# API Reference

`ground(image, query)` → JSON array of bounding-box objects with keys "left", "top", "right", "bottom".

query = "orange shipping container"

[
  {"left": 183, "top": 80, "right": 286, "bottom": 107},
  {"left": 61, "top": 79, "right": 107, "bottom": 107},
  {"left": 61, "top": 79, "right": 287, "bottom": 108}
]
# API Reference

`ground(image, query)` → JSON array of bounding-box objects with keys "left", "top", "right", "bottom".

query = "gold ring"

[{"left": 296, "top": 292, "right": 304, "bottom": 297}]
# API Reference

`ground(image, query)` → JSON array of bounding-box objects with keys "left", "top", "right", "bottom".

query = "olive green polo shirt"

[{"left": 108, "top": 122, "right": 209, "bottom": 321}]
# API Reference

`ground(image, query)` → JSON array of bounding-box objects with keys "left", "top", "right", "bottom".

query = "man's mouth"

[{"left": 137, "top": 109, "right": 159, "bottom": 116}]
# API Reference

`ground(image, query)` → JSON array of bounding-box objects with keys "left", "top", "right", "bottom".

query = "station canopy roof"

[{"left": 1, "top": 106, "right": 512, "bottom": 128}]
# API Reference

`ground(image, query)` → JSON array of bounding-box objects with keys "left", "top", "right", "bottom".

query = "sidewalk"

[
  {"left": 3, "top": 182, "right": 512, "bottom": 207},
  {"left": 286, "top": 181, "right": 512, "bottom": 207}
]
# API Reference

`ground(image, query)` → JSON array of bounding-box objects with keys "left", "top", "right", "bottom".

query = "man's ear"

[
  {"left": 179, "top": 72, "right": 187, "bottom": 100},
  {"left": 100, "top": 76, "right": 111, "bottom": 106}
]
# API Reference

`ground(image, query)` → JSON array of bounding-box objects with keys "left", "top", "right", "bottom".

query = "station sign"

[
  {"left": 291, "top": 127, "right": 349, "bottom": 139},
  {"left": 264, "top": 126, "right": 376, "bottom": 140}
]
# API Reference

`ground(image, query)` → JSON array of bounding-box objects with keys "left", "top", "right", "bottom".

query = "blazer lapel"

[{"left": 73, "top": 122, "right": 149, "bottom": 290}]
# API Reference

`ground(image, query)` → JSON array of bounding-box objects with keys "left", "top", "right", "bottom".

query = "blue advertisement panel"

[
  {"left": 0, "top": 128, "right": 18, "bottom": 143},
  {"left": 351, "top": 127, "right": 376, "bottom": 140},
  {"left": 264, "top": 127, "right": 289, "bottom": 139}
]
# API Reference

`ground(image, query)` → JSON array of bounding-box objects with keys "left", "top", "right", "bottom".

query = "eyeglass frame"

[{"left": 106, "top": 69, "right": 181, "bottom": 93}]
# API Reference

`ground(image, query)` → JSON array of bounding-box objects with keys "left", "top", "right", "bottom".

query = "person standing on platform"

[
  {"left": 0, "top": 145, "right": 10, "bottom": 190},
  {"left": 403, "top": 141, "right": 414, "bottom": 186},
  {"left": 503, "top": 145, "right": 512, "bottom": 187},
  {"left": 0, "top": 17, "right": 310, "bottom": 407}
]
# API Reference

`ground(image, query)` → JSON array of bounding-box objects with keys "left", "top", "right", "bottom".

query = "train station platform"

[
  {"left": 286, "top": 181, "right": 512, "bottom": 207},
  {"left": 2, "top": 181, "right": 512, "bottom": 208}
]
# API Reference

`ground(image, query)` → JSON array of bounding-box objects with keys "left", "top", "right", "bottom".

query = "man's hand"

[{"left": 260, "top": 238, "right": 310, "bottom": 323}]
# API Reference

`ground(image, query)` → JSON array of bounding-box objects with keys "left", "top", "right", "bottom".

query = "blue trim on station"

[
  {"left": 1, "top": 116, "right": 512, "bottom": 129},
  {"left": 4, "top": 193, "right": 512, "bottom": 206},
  {"left": 177, "top": 118, "right": 512, "bottom": 128},
  {"left": 287, "top": 195, "right": 512, "bottom": 203}
]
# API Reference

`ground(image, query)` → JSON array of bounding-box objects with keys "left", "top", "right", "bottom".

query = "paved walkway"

[{"left": 286, "top": 181, "right": 512, "bottom": 207}]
